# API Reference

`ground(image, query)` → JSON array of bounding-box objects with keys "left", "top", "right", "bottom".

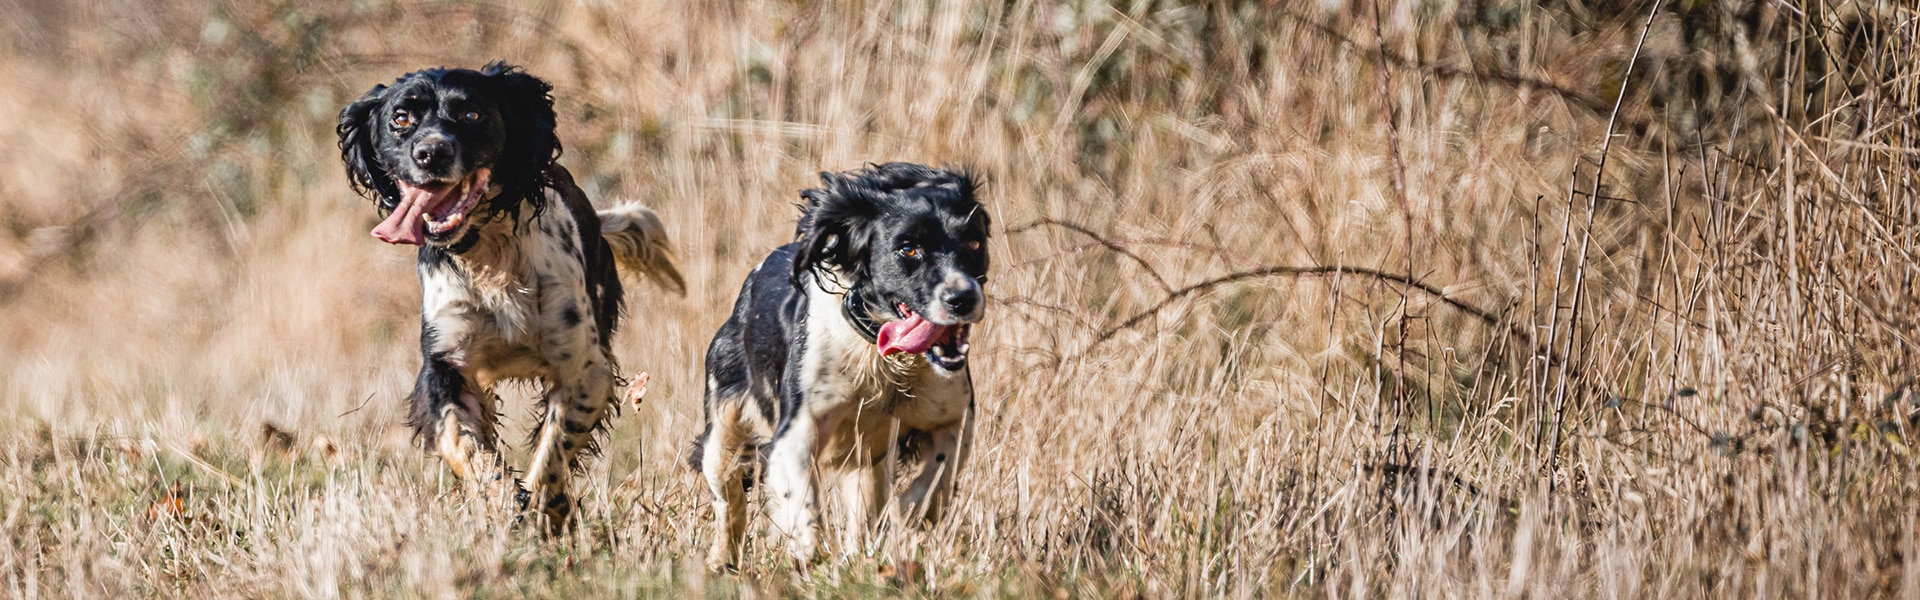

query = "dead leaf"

[
  {"left": 258, "top": 422, "right": 295, "bottom": 457},
  {"left": 310, "top": 434, "right": 343, "bottom": 466},
  {"left": 145, "top": 484, "right": 187, "bottom": 522},
  {"left": 116, "top": 438, "right": 146, "bottom": 462},
  {"left": 884, "top": 559, "right": 923, "bottom": 587},
  {"left": 626, "top": 372, "right": 650, "bottom": 409}
]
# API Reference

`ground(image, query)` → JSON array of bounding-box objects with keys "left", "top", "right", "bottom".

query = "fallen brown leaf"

[{"left": 626, "top": 372, "right": 650, "bottom": 409}]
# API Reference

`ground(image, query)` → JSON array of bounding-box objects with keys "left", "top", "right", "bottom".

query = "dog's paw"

[
  {"left": 513, "top": 484, "right": 532, "bottom": 512},
  {"left": 782, "top": 527, "right": 821, "bottom": 567},
  {"left": 703, "top": 552, "right": 738, "bottom": 575}
]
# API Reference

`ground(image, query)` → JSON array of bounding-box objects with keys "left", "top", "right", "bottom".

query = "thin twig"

[
  {"left": 1086, "top": 265, "right": 1492, "bottom": 348},
  {"left": 1370, "top": 0, "right": 1416, "bottom": 463},
  {"left": 1008, "top": 218, "right": 1175, "bottom": 292},
  {"left": 1277, "top": 8, "right": 1614, "bottom": 114},
  {"left": 166, "top": 444, "right": 247, "bottom": 489},
  {"left": 338, "top": 393, "right": 378, "bottom": 418},
  {"left": 1005, "top": 232, "right": 1260, "bottom": 270},
  {"left": 1546, "top": 0, "right": 1662, "bottom": 491},
  {"left": 1012, "top": 220, "right": 1607, "bottom": 398}
]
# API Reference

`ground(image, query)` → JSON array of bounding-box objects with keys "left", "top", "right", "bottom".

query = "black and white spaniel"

[
  {"left": 691, "top": 163, "right": 990, "bottom": 569},
  {"left": 337, "top": 62, "right": 683, "bottom": 525}
]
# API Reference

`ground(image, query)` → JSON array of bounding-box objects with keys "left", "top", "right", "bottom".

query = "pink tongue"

[
  {"left": 877, "top": 314, "right": 948, "bottom": 356},
  {"left": 370, "top": 184, "right": 440, "bottom": 245}
]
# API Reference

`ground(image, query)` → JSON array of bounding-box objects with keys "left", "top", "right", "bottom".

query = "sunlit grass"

[{"left": 1, "top": 0, "right": 1915, "bottom": 597}]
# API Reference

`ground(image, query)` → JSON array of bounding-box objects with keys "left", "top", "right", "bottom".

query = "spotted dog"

[
  {"left": 691, "top": 163, "right": 990, "bottom": 569},
  {"left": 337, "top": 62, "right": 685, "bottom": 525}
]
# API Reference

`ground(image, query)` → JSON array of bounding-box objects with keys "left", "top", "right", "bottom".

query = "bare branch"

[{"left": 1008, "top": 218, "right": 1174, "bottom": 293}]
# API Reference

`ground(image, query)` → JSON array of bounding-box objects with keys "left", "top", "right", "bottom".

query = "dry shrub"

[{"left": 0, "top": 0, "right": 1914, "bottom": 596}]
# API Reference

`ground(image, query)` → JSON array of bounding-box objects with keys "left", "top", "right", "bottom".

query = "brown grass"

[{"left": 1, "top": 0, "right": 1916, "bottom": 596}]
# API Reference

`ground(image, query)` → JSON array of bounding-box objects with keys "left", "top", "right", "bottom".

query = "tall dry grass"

[{"left": 0, "top": 0, "right": 1915, "bottom": 596}]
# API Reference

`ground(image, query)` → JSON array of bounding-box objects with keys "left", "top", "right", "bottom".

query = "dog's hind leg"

[
  {"left": 699, "top": 399, "right": 750, "bottom": 572},
  {"left": 521, "top": 352, "right": 617, "bottom": 532}
]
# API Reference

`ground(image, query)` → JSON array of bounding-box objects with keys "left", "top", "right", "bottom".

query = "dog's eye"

[
  {"left": 896, "top": 245, "right": 921, "bottom": 259},
  {"left": 964, "top": 240, "right": 982, "bottom": 251},
  {"left": 461, "top": 110, "right": 484, "bottom": 123},
  {"left": 390, "top": 110, "right": 413, "bottom": 128}
]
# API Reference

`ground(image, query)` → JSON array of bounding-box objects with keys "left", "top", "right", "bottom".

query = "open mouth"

[
  {"left": 876, "top": 303, "right": 972, "bottom": 371},
  {"left": 370, "top": 167, "right": 492, "bottom": 246}
]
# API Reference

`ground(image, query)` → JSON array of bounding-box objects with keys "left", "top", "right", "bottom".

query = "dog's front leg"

[
  {"left": 521, "top": 351, "right": 617, "bottom": 531},
  {"left": 765, "top": 406, "right": 837, "bottom": 563},
  {"left": 896, "top": 413, "right": 972, "bottom": 526},
  {"left": 700, "top": 399, "right": 751, "bottom": 572},
  {"left": 832, "top": 462, "right": 886, "bottom": 554},
  {"left": 410, "top": 352, "right": 503, "bottom": 487}
]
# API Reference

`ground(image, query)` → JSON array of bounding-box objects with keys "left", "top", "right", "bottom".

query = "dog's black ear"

[
  {"left": 338, "top": 83, "right": 399, "bottom": 212},
  {"left": 794, "top": 172, "right": 883, "bottom": 286},
  {"left": 945, "top": 167, "right": 989, "bottom": 232},
  {"left": 480, "top": 61, "right": 560, "bottom": 194}
]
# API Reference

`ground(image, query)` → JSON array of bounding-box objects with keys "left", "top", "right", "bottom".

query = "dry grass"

[{"left": 1, "top": 0, "right": 1916, "bottom": 596}]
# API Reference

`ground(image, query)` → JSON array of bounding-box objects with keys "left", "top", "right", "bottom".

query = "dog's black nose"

[
  {"left": 940, "top": 286, "right": 979, "bottom": 316},
  {"left": 412, "top": 138, "right": 452, "bottom": 170}
]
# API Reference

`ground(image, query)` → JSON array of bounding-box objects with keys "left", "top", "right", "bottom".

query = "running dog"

[
  {"left": 691, "top": 163, "right": 990, "bottom": 569},
  {"left": 337, "top": 62, "right": 684, "bottom": 525}
]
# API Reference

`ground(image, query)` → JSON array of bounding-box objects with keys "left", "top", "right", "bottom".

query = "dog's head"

[
  {"left": 337, "top": 62, "right": 559, "bottom": 247},
  {"left": 795, "top": 163, "right": 990, "bottom": 372}
]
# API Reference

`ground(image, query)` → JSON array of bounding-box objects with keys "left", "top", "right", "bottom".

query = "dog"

[
  {"left": 337, "top": 62, "right": 684, "bottom": 525},
  {"left": 691, "top": 163, "right": 990, "bottom": 569}
]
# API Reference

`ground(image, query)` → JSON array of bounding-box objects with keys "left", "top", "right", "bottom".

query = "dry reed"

[{"left": 0, "top": 0, "right": 1915, "bottom": 597}]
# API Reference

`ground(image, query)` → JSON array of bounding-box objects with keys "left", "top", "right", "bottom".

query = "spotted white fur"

[
  {"left": 419, "top": 188, "right": 679, "bottom": 524},
  {"left": 693, "top": 162, "right": 987, "bottom": 570},
  {"left": 711, "top": 274, "right": 975, "bottom": 566}
]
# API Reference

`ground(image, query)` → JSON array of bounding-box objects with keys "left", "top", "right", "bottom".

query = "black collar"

[
  {"left": 442, "top": 186, "right": 517, "bottom": 255},
  {"left": 841, "top": 287, "right": 883, "bottom": 343},
  {"left": 445, "top": 227, "right": 482, "bottom": 254}
]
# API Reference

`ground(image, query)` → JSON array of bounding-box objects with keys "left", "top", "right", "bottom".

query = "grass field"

[{"left": 2, "top": 0, "right": 1917, "bottom": 596}]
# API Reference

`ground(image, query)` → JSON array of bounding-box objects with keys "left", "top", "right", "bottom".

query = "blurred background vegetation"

[{"left": 0, "top": 0, "right": 1915, "bottom": 596}]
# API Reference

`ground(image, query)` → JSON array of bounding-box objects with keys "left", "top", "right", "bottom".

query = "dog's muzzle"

[
  {"left": 877, "top": 273, "right": 983, "bottom": 372},
  {"left": 371, "top": 168, "right": 492, "bottom": 246},
  {"left": 931, "top": 274, "right": 984, "bottom": 324}
]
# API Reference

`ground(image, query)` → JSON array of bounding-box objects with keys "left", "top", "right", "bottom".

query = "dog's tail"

[{"left": 599, "top": 202, "right": 687, "bottom": 296}]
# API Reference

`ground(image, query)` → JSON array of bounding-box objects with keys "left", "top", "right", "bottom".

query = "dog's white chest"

[
  {"left": 800, "top": 282, "right": 973, "bottom": 432},
  {"left": 421, "top": 254, "right": 537, "bottom": 345},
  {"left": 417, "top": 208, "right": 581, "bottom": 375},
  {"left": 892, "top": 364, "right": 972, "bottom": 425}
]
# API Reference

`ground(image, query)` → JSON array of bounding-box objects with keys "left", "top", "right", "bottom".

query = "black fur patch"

[
  {"left": 340, "top": 63, "right": 652, "bottom": 518},
  {"left": 338, "top": 61, "right": 562, "bottom": 245},
  {"left": 693, "top": 163, "right": 990, "bottom": 474},
  {"left": 407, "top": 321, "right": 494, "bottom": 448}
]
